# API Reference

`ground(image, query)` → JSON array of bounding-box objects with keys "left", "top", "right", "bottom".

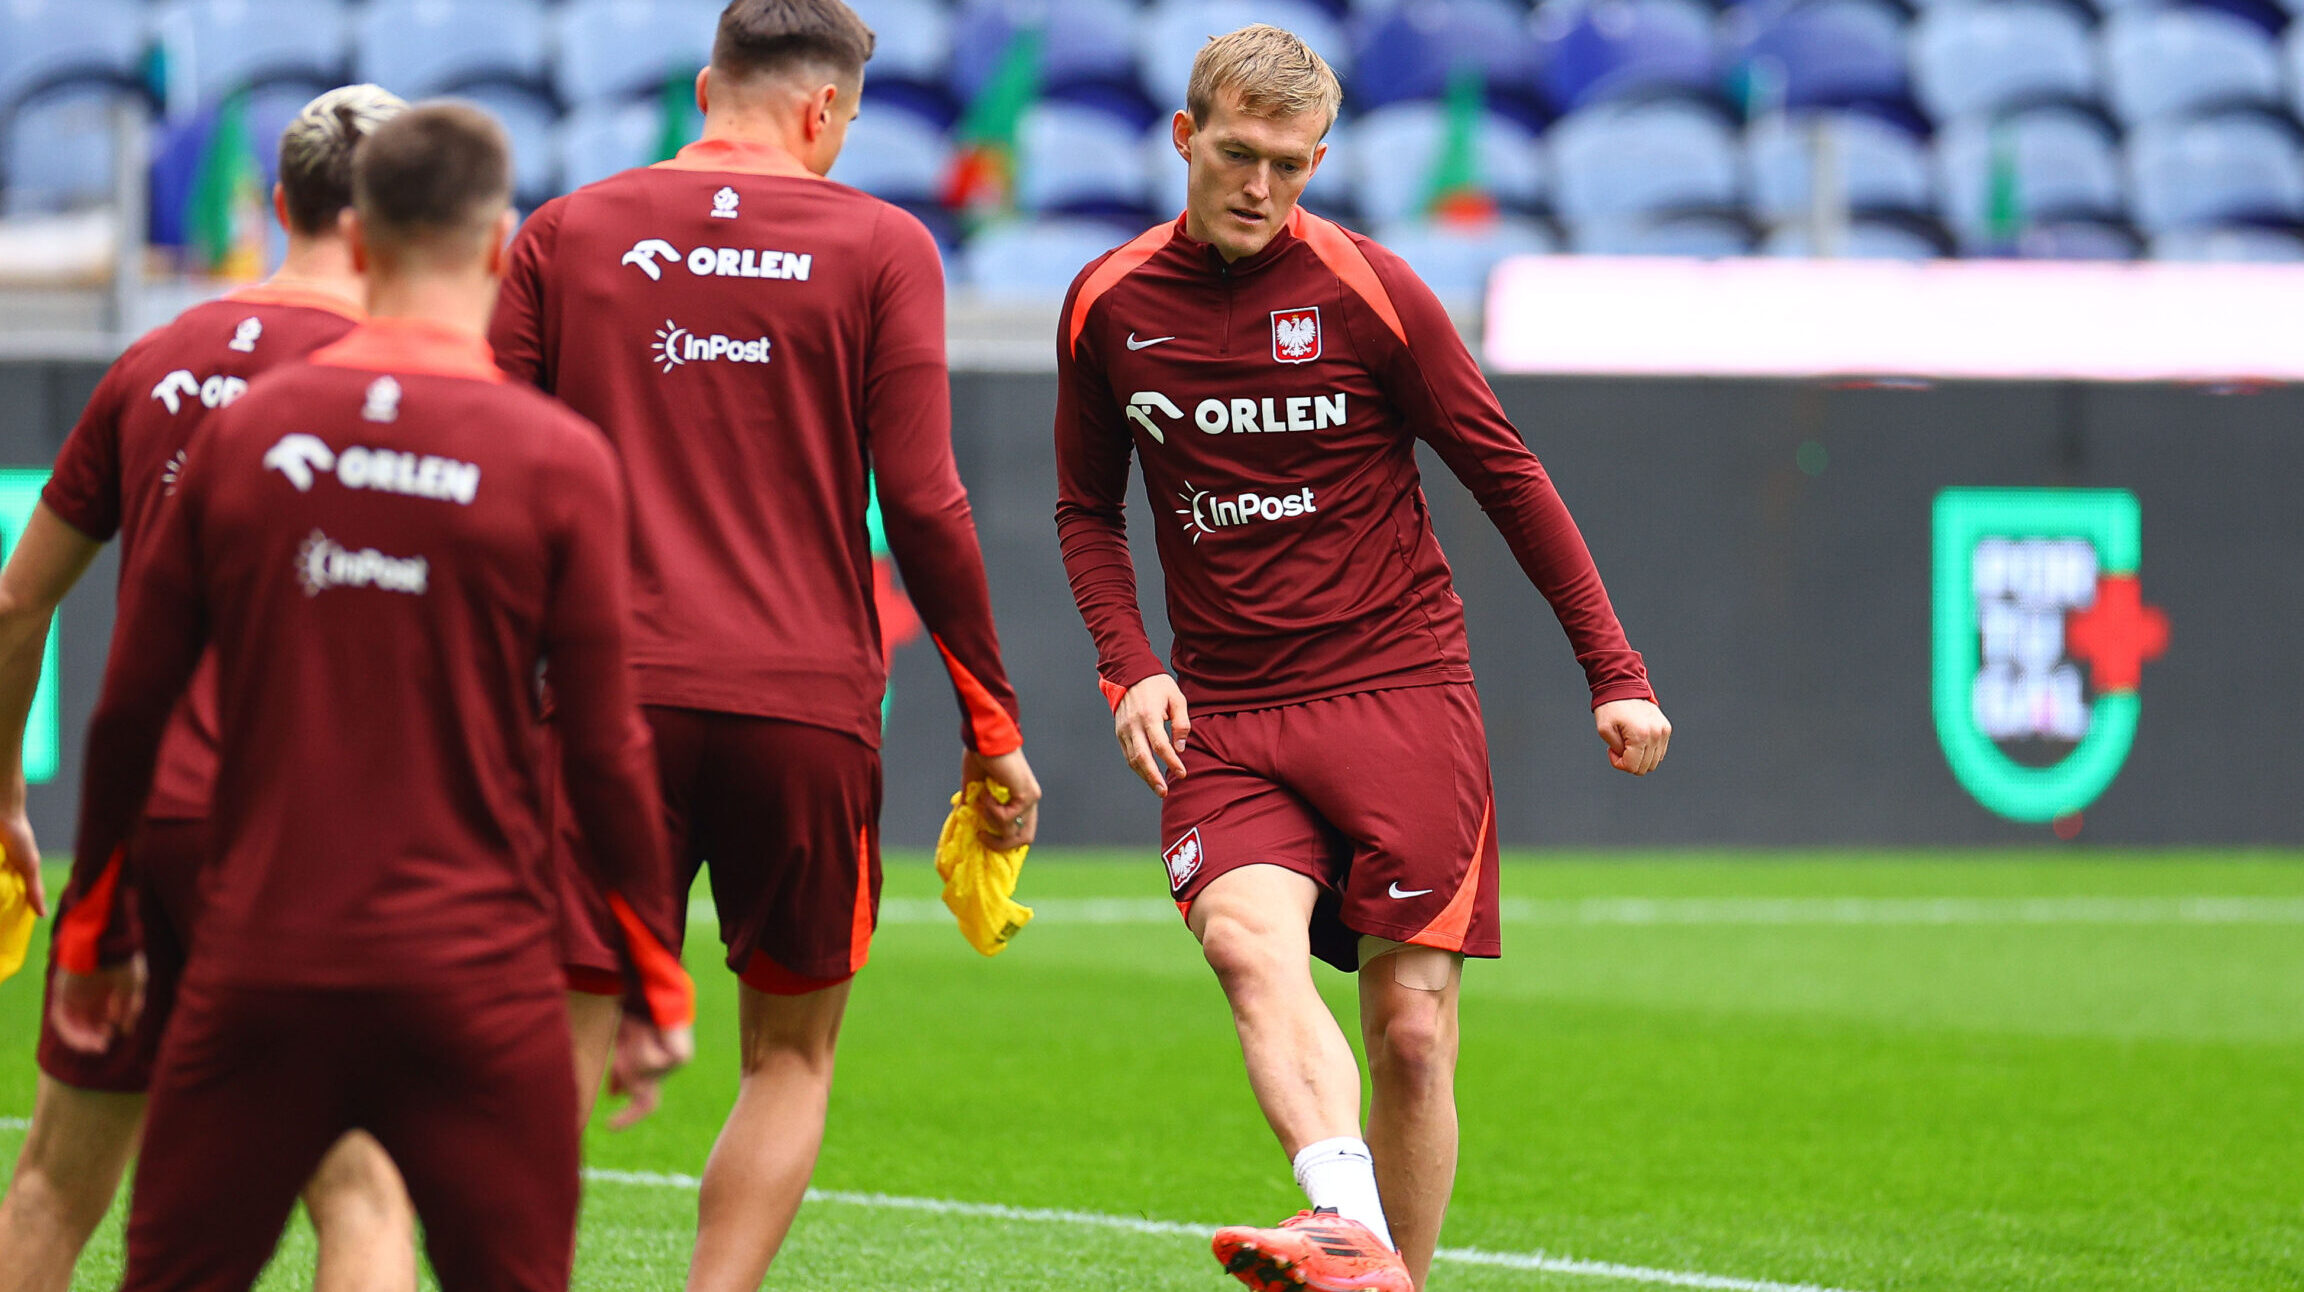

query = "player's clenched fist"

[
  {"left": 606, "top": 1016, "right": 694, "bottom": 1131},
  {"left": 1595, "top": 698, "right": 1672, "bottom": 776},
  {"left": 1115, "top": 674, "right": 1192, "bottom": 797}
]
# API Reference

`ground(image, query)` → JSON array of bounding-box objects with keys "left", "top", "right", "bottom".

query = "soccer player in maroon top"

[
  {"left": 46, "top": 103, "right": 696, "bottom": 1291},
  {"left": 489, "top": 3, "right": 1040, "bottom": 1284},
  {"left": 0, "top": 86, "right": 418, "bottom": 1292},
  {"left": 1054, "top": 28, "right": 1673, "bottom": 1292}
]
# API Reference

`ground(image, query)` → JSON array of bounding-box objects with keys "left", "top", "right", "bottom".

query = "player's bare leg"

[
  {"left": 1358, "top": 945, "right": 1464, "bottom": 1288},
  {"left": 0, "top": 1076, "right": 142, "bottom": 1292},
  {"left": 568, "top": 990, "right": 623, "bottom": 1126},
  {"left": 685, "top": 979, "right": 852, "bottom": 1292},
  {"left": 302, "top": 1131, "right": 418, "bottom": 1292},
  {"left": 1188, "top": 864, "right": 1362, "bottom": 1150}
]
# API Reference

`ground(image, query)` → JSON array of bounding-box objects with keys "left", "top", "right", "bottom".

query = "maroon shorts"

[
  {"left": 123, "top": 974, "right": 577, "bottom": 1292},
  {"left": 36, "top": 818, "right": 208, "bottom": 1093},
  {"left": 554, "top": 706, "right": 881, "bottom": 993},
  {"left": 1159, "top": 683, "right": 1502, "bottom": 973}
]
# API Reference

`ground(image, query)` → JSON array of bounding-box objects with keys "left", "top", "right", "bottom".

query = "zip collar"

[{"left": 1171, "top": 208, "right": 1304, "bottom": 278}]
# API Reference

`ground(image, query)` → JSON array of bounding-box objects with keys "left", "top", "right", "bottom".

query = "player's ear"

[
  {"left": 271, "top": 184, "right": 290, "bottom": 235},
  {"left": 693, "top": 67, "right": 711, "bottom": 118},
  {"left": 340, "top": 208, "right": 369, "bottom": 276},
  {"left": 485, "top": 209, "right": 516, "bottom": 277},
  {"left": 1171, "top": 110, "right": 1193, "bottom": 165},
  {"left": 1306, "top": 141, "right": 1328, "bottom": 182}
]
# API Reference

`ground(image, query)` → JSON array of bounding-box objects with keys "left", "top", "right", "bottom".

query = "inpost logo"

[
  {"left": 1932, "top": 488, "right": 2168, "bottom": 826},
  {"left": 651, "top": 320, "right": 773, "bottom": 374},
  {"left": 1174, "top": 482, "right": 1318, "bottom": 543}
]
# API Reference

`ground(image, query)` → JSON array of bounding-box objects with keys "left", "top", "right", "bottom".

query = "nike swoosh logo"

[
  {"left": 1387, "top": 883, "right": 1434, "bottom": 899},
  {"left": 1126, "top": 333, "right": 1176, "bottom": 350}
]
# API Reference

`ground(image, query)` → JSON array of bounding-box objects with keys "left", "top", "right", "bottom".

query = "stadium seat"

[
  {"left": 151, "top": 0, "right": 348, "bottom": 106},
  {"left": 1, "top": 84, "right": 131, "bottom": 215},
  {"left": 1348, "top": 101, "right": 1543, "bottom": 225},
  {"left": 0, "top": 0, "right": 146, "bottom": 114},
  {"left": 1016, "top": 101, "right": 1149, "bottom": 213},
  {"left": 960, "top": 218, "right": 1135, "bottom": 298},
  {"left": 1935, "top": 105, "right": 2123, "bottom": 247},
  {"left": 1570, "top": 211, "right": 1758, "bottom": 255},
  {"left": 1350, "top": 0, "right": 1541, "bottom": 112},
  {"left": 1548, "top": 98, "right": 1740, "bottom": 222},
  {"left": 832, "top": 99, "right": 953, "bottom": 203},
  {"left": 554, "top": 0, "right": 721, "bottom": 107},
  {"left": 1760, "top": 215, "right": 1950, "bottom": 258},
  {"left": 951, "top": 0, "right": 1139, "bottom": 102},
  {"left": 1531, "top": 0, "right": 1719, "bottom": 114},
  {"left": 2102, "top": 7, "right": 2281, "bottom": 127},
  {"left": 846, "top": 0, "right": 952, "bottom": 87},
  {"left": 2126, "top": 108, "right": 2304, "bottom": 234},
  {"left": 2011, "top": 217, "right": 2142, "bottom": 260},
  {"left": 555, "top": 97, "right": 664, "bottom": 192},
  {"left": 1745, "top": 110, "right": 1931, "bottom": 222},
  {"left": 1721, "top": 0, "right": 1908, "bottom": 110},
  {"left": 1909, "top": 2, "right": 2096, "bottom": 122},
  {"left": 353, "top": 0, "right": 549, "bottom": 100},
  {"left": 1138, "top": 0, "right": 1351, "bottom": 111},
  {"left": 1371, "top": 217, "right": 1554, "bottom": 296},
  {"left": 2149, "top": 223, "right": 2304, "bottom": 261}
]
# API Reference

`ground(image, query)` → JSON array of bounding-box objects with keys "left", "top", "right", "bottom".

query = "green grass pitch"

[{"left": 5, "top": 850, "right": 2302, "bottom": 1290}]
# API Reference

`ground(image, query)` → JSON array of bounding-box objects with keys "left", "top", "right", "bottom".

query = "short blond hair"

[
  {"left": 1186, "top": 24, "right": 1342, "bottom": 136},
  {"left": 278, "top": 84, "right": 407, "bottom": 235}
]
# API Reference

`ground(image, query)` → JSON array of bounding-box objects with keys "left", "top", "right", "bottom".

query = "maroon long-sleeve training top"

[
  {"left": 490, "top": 138, "right": 1019, "bottom": 754},
  {"left": 63, "top": 319, "right": 684, "bottom": 1014},
  {"left": 1053, "top": 209, "right": 1654, "bottom": 715},
  {"left": 43, "top": 283, "right": 361, "bottom": 823}
]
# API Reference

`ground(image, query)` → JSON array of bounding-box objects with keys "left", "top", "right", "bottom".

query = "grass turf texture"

[{"left": 4, "top": 851, "right": 2301, "bottom": 1291}]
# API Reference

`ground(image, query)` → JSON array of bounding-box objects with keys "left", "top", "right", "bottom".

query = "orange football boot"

[{"left": 1210, "top": 1207, "right": 1413, "bottom": 1292}]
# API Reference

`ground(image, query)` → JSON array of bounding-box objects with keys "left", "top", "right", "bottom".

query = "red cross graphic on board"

[{"left": 2066, "top": 575, "right": 2168, "bottom": 693}]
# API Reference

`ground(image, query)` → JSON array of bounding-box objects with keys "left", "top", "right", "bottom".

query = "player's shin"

[{"left": 1358, "top": 948, "right": 1464, "bottom": 1286}]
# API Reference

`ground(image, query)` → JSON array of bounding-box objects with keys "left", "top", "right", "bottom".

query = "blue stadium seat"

[
  {"left": 1350, "top": 0, "right": 1540, "bottom": 112},
  {"left": 847, "top": 0, "right": 952, "bottom": 87},
  {"left": 832, "top": 99, "right": 952, "bottom": 203},
  {"left": 354, "top": 0, "right": 549, "bottom": 99},
  {"left": 1570, "top": 211, "right": 1757, "bottom": 255},
  {"left": 1138, "top": 0, "right": 1351, "bottom": 111},
  {"left": 2149, "top": 224, "right": 2304, "bottom": 261},
  {"left": 1722, "top": 0, "right": 1907, "bottom": 110},
  {"left": 460, "top": 85, "right": 560, "bottom": 204},
  {"left": 1760, "top": 216, "right": 1949, "bottom": 258},
  {"left": 2127, "top": 109, "right": 2304, "bottom": 233},
  {"left": 1017, "top": 102, "right": 1149, "bottom": 213},
  {"left": 1935, "top": 105, "right": 2123, "bottom": 247},
  {"left": 960, "top": 218, "right": 1136, "bottom": 298},
  {"left": 1531, "top": 0, "right": 1718, "bottom": 114},
  {"left": 951, "top": 0, "right": 1139, "bottom": 102},
  {"left": 1909, "top": 2, "right": 2096, "bottom": 122},
  {"left": 0, "top": 0, "right": 146, "bottom": 113},
  {"left": 1548, "top": 99, "right": 1740, "bottom": 222},
  {"left": 1, "top": 84, "right": 130, "bottom": 215},
  {"left": 1348, "top": 101, "right": 1543, "bottom": 225},
  {"left": 554, "top": 98, "right": 663, "bottom": 192},
  {"left": 1745, "top": 110, "right": 1931, "bottom": 222},
  {"left": 152, "top": 0, "right": 348, "bottom": 106},
  {"left": 2013, "top": 218, "right": 2142, "bottom": 260},
  {"left": 554, "top": 0, "right": 720, "bottom": 107},
  {"left": 1371, "top": 217, "right": 1554, "bottom": 296},
  {"left": 2103, "top": 7, "right": 2281, "bottom": 127}
]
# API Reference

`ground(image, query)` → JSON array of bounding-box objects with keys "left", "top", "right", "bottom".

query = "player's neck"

[
  {"left": 268, "top": 236, "right": 361, "bottom": 305},
  {"left": 363, "top": 274, "right": 494, "bottom": 341},
  {"left": 695, "top": 114, "right": 812, "bottom": 173}
]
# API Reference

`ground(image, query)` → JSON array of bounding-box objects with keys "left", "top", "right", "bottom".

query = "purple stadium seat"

[
  {"left": 1722, "top": 0, "right": 1908, "bottom": 110},
  {"left": 1532, "top": 0, "right": 1719, "bottom": 113},
  {"left": 1349, "top": 0, "right": 1540, "bottom": 111}
]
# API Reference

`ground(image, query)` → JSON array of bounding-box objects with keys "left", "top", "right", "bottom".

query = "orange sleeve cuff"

[
  {"left": 932, "top": 635, "right": 1022, "bottom": 755},
  {"left": 606, "top": 892, "right": 694, "bottom": 1030},
  {"left": 54, "top": 847, "right": 126, "bottom": 975}
]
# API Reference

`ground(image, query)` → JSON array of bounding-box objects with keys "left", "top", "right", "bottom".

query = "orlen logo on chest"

[
  {"left": 1127, "top": 391, "right": 1348, "bottom": 441},
  {"left": 621, "top": 239, "right": 812, "bottom": 282},
  {"left": 150, "top": 370, "right": 246, "bottom": 415}
]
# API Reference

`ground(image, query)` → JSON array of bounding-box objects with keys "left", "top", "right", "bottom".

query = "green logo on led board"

[{"left": 0, "top": 470, "right": 60, "bottom": 783}]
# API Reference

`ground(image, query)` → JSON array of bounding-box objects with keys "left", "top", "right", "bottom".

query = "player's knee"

[
  {"left": 1197, "top": 911, "right": 1293, "bottom": 990},
  {"left": 1368, "top": 1007, "right": 1453, "bottom": 1091},
  {"left": 3, "top": 1151, "right": 115, "bottom": 1238}
]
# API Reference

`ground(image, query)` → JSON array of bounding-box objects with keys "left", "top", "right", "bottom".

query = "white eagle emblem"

[
  {"left": 228, "top": 316, "right": 263, "bottom": 352},
  {"left": 1271, "top": 307, "right": 1321, "bottom": 364},
  {"left": 1163, "top": 828, "right": 1205, "bottom": 889},
  {"left": 710, "top": 186, "right": 740, "bottom": 219}
]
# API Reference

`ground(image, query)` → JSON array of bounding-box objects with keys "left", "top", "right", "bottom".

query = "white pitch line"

[
  {"left": 854, "top": 895, "right": 2304, "bottom": 928},
  {"left": 0, "top": 1116, "right": 28, "bottom": 1132},
  {"left": 584, "top": 1167, "right": 1867, "bottom": 1292}
]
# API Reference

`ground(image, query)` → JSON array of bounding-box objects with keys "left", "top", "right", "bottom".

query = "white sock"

[{"left": 1291, "top": 1136, "right": 1395, "bottom": 1251}]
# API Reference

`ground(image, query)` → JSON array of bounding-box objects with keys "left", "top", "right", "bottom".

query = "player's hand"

[
  {"left": 1595, "top": 698, "right": 1671, "bottom": 776},
  {"left": 1114, "top": 674, "right": 1190, "bottom": 798},
  {"left": 963, "top": 747, "right": 1041, "bottom": 847},
  {"left": 49, "top": 955, "right": 146, "bottom": 1053},
  {"left": 606, "top": 1016, "right": 693, "bottom": 1131},
  {"left": 0, "top": 784, "right": 43, "bottom": 917}
]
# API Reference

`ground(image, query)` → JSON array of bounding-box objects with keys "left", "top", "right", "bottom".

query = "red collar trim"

[
  {"left": 653, "top": 138, "right": 821, "bottom": 179},
  {"left": 225, "top": 278, "right": 364, "bottom": 321},
  {"left": 308, "top": 318, "right": 503, "bottom": 383}
]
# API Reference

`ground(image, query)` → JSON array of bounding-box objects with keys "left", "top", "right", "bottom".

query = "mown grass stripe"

[{"left": 583, "top": 1168, "right": 1870, "bottom": 1292}]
